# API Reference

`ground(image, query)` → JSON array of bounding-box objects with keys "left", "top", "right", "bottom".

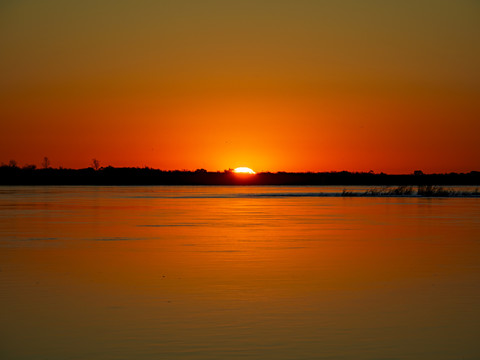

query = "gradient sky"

[{"left": 1, "top": 0, "right": 479, "bottom": 173}]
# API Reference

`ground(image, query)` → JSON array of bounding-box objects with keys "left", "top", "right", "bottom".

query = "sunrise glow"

[
  {"left": 2, "top": 3, "right": 480, "bottom": 360},
  {"left": 0, "top": 2, "right": 479, "bottom": 173},
  {"left": 233, "top": 167, "right": 256, "bottom": 174}
]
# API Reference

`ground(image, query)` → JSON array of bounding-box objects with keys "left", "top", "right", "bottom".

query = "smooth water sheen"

[{"left": 1, "top": 186, "right": 480, "bottom": 360}]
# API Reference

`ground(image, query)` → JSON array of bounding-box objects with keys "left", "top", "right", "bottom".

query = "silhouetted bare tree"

[
  {"left": 8, "top": 160, "right": 17, "bottom": 168},
  {"left": 42, "top": 157, "right": 50, "bottom": 169},
  {"left": 92, "top": 158, "right": 100, "bottom": 170}
]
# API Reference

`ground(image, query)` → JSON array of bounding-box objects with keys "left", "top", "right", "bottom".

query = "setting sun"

[{"left": 233, "top": 167, "right": 256, "bottom": 174}]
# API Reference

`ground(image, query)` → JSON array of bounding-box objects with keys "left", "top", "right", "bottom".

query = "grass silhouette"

[{"left": 342, "top": 186, "right": 479, "bottom": 197}]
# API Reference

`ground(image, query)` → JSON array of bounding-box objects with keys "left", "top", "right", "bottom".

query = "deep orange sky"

[{"left": 1, "top": 0, "right": 479, "bottom": 173}]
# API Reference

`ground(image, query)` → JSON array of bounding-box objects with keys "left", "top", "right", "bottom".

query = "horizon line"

[{"left": 1, "top": 163, "right": 479, "bottom": 176}]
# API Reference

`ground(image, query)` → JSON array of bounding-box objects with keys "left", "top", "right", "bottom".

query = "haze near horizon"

[{"left": 1, "top": 0, "right": 479, "bottom": 173}]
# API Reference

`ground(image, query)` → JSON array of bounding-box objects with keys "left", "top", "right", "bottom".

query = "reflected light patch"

[{"left": 234, "top": 167, "right": 256, "bottom": 174}]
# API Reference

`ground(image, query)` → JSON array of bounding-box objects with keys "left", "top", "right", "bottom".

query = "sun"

[{"left": 233, "top": 167, "right": 256, "bottom": 174}]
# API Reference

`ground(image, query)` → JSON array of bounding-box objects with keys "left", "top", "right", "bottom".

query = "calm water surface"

[{"left": 1, "top": 186, "right": 480, "bottom": 360}]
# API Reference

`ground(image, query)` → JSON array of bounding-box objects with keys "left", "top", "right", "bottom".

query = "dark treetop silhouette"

[{"left": 0, "top": 164, "right": 479, "bottom": 187}]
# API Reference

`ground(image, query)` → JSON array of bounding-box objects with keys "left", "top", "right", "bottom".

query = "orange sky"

[{"left": 1, "top": 1, "right": 479, "bottom": 173}]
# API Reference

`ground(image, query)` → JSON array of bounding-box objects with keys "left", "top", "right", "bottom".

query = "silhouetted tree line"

[{"left": 0, "top": 164, "right": 479, "bottom": 186}]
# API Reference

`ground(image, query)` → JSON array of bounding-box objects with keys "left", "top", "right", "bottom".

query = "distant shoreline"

[{"left": 1, "top": 166, "right": 479, "bottom": 187}]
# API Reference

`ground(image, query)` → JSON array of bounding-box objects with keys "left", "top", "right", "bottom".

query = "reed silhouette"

[{"left": 342, "top": 185, "right": 479, "bottom": 197}]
